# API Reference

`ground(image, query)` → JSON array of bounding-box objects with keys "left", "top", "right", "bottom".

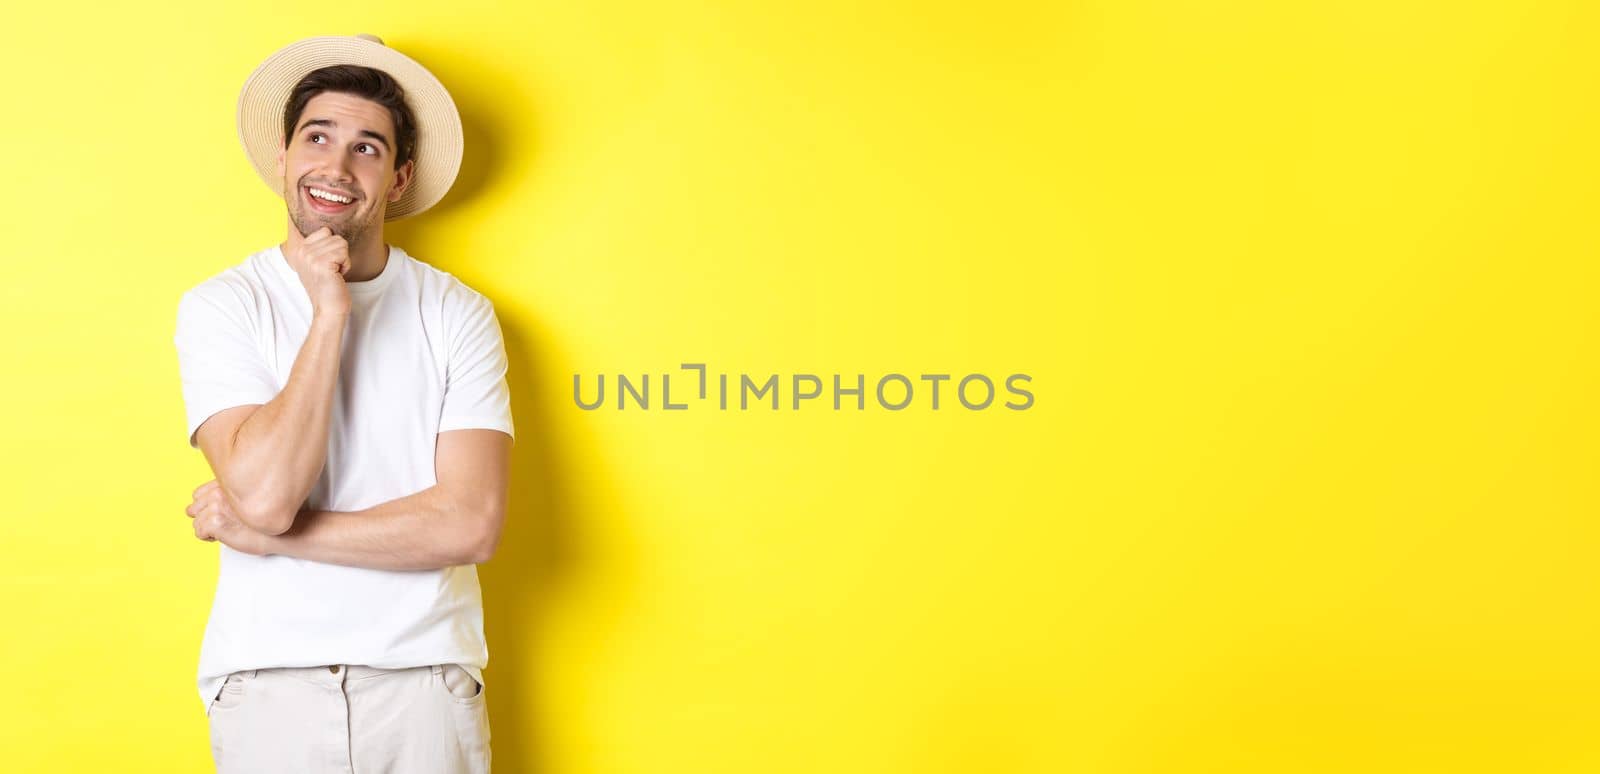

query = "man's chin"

[{"left": 290, "top": 211, "right": 356, "bottom": 240}]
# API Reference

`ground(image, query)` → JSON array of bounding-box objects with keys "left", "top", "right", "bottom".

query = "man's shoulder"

[
  {"left": 401, "top": 250, "right": 496, "bottom": 311},
  {"left": 176, "top": 247, "right": 277, "bottom": 316}
]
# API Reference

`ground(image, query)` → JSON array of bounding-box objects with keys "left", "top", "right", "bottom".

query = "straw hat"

[{"left": 236, "top": 34, "right": 462, "bottom": 220}]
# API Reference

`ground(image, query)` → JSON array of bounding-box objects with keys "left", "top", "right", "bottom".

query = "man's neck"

[{"left": 282, "top": 223, "right": 390, "bottom": 282}]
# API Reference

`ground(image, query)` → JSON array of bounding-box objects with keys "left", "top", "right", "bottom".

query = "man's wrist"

[{"left": 311, "top": 311, "right": 349, "bottom": 329}]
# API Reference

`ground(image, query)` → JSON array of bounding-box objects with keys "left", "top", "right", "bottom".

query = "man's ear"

[
  {"left": 388, "top": 158, "right": 416, "bottom": 203},
  {"left": 275, "top": 143, "right": 285, "bottom": 178}
]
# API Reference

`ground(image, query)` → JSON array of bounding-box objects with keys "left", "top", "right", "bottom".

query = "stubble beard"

[
  {"left": 289, "top": 203, "right": 372, "bottom": 245},
  {"left": 285, "top": 178, "right": 382, "bottom": 246}
]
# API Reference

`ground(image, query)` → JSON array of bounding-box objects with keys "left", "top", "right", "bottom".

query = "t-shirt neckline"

[{"left": 270, "top": 242, "right": 401, "bottom": 296}]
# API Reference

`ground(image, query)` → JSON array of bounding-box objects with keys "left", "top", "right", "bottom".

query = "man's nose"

[{"left": 323, "top": 154, "right": 356, "bottom": 184}]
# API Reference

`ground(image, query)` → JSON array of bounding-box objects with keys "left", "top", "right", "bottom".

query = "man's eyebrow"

[{"left": 296, "top": 118, "right": 393, "bottom": 152}]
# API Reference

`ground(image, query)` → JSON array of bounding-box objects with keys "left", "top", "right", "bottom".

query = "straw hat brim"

[{"left": 237, "top": 35, "right": 462, "bottom": 221}]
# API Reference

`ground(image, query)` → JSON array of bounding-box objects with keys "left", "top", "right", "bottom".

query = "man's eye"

[
  {"left": 308, "top": 134, "right": 325, "bottom": 144},
  {"left": 357, "top": 144, "right": 376, "bottom": 155}
]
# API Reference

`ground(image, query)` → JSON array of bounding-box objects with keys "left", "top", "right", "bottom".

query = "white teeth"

[{"left": 308, "top": 187, "right": 353, "bottom": 204}]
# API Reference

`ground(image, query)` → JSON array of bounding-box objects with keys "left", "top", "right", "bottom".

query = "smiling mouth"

[{"left": 303, "top": 185, "right": 358, "bottom": 214}]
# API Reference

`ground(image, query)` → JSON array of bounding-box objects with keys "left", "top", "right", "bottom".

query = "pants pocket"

[
  {"left": 440, "top": 663, "right": 484, "bottom": 702},
  {"left": 436, "top": 665, "right": 491, "bottom": 772},
  {"left": 210, "top": 670, "right": 253, "bottom": 713}
]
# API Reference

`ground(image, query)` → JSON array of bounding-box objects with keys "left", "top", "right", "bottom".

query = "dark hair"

[{"left": 282, "top": 65, "right": 417, "bottom": 170}]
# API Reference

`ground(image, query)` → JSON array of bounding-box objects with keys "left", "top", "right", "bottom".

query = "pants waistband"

[{"left": 241, "top": 664, "right": 442, "bottom": 682}]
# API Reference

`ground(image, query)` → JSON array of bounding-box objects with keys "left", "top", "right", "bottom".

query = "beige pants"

[{"left": 207, "top": 663, "right": 491, "bottom": 773}]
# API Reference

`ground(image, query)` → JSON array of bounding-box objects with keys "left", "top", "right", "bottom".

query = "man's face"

[{"left": 277, "top": 91, "right": 414, "bottom": 242}]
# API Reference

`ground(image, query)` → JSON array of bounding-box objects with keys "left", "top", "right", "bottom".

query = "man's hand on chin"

[{"left": 186, "top": 479, "right": 273, "bottom": 556}]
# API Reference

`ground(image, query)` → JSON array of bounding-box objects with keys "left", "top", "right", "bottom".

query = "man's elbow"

[
  {"left": 214, "top": 480, "right": 298, "bottom": 536},
  {"left": 237, "top": 497, "right": 298, "bottom": 536},
  {"left": 463, "top": 507, "right": 505, "bottom": 564}
]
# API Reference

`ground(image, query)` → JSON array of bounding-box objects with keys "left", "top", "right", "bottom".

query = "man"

[{"left": 173, "top": 34, "right": 509, "bottom": 773}]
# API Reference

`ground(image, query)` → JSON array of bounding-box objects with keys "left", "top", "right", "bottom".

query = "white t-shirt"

[{"left": 173, "top": 243, "right": 515, "bottom": 713}]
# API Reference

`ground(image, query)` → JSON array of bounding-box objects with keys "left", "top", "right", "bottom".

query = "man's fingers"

[
  {"left": 306, "top": 231, "right": 345, "bottom": 250},
  {"left": 193, "top": 480, "right": 217, "bottom": 498},
  {"left": 307, "top": 251, "right": 350, "bottom": 275},
  {"left": 306, "top": 244, "right": 350, "bottom": 264},
  {"left": 195, "top": 507, "right": 222, "bottom": 542}
]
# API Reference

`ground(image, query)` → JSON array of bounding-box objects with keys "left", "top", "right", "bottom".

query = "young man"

[{"left": 174, "top": 34, "right": 510, "bottom": 773}]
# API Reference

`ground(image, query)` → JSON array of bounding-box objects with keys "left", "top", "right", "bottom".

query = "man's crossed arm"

[
  {"left": 187, "top": 427, "right": 512, "bottom": 571},
  {"left": 191, "top": 313, "right": 349, "bottom": 536}
]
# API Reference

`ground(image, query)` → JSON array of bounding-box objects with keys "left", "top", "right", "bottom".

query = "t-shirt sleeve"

[
  {"left": 174, "top": 287, "right": 279, "bottom": 448},
  {"left": 439, "top": 292, "right": 515, "bottom": 441}
]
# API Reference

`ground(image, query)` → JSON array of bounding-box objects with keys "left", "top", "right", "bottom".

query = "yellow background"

[{"left": 2, "top": 1, "right": 1596, "bottom": 771}]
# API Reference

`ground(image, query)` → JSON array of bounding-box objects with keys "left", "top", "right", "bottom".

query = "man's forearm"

[
  {"left": 223, "top": 312, "right": 348, "bottom": 531},
  {"left": 260, "top": 485, "right": 491, "bottom": 571}
]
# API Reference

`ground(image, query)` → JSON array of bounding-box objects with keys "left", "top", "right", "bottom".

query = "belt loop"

[
  {"left": 247, "top": 669, "right": 258, "bottom": 679},
  {"left": 430, "top": 664, "right": 442, "bottom": 676}
]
